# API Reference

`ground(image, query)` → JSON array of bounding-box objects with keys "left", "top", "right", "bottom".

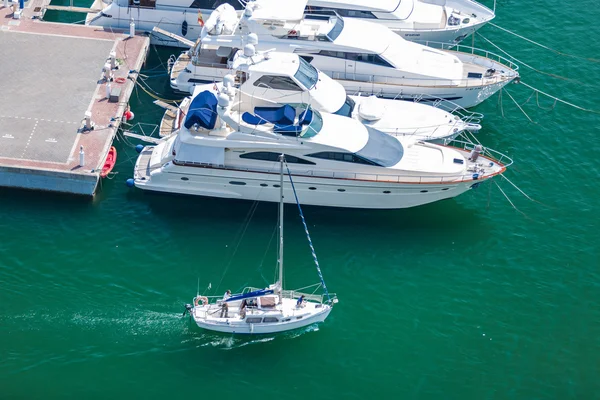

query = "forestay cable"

[{"left": 285, "top": 162, "right": 331, "bottom": 303}]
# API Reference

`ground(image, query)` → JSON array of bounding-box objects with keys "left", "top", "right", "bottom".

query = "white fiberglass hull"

[
  {"left": 134, "top": 152, "right": 494, "bottom": 209},
  {"left": 192, "top": 306, "right": 331, "bottom": 334}
]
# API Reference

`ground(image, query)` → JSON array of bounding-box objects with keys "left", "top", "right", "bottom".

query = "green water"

[{"left": 2, "top": 1, "right": 600, "bottom": 398}]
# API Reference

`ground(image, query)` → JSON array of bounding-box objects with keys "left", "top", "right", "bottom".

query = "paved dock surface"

[{"left": 0, "top": 1, "right": 149, "bottom": 195}]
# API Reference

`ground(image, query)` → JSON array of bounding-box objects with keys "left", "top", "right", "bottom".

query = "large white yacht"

[
  {"left": 167, "top": 1, "right": 518, "bottom": 108},
  {"left": 178, "top": 46, "right": 482, "bottom": 143},
  {"left": 86, "top": 0, "right": 493, "bottom": 47},
  {"left": 133, "top": 84, "right": 510, "bottom": 209},
  {"left": 306, "top": 0, "right": 495, "bottom": 43}
]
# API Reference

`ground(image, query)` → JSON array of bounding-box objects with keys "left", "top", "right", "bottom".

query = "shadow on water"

[{"left": 130, "top": 188, "right": 492, "bottom": 239}]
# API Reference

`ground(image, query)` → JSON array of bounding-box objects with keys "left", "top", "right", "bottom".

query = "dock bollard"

[
  {"left": 109, "top": 50, "right": 116, "bottom": 70},
  {"left": 105, "top": 82, "right": 111, "bottom": 99},
  {"left": 79, "top": 146, "right": 85, "bottom": 167},
  {"left": 85, "top": 111, "right": 93, "bottom": 130},
  {"left": 129, "top": 18, "right": 135, "bottom": 38}
]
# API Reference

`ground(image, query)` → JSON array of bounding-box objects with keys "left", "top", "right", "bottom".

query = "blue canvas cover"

[
  {"left": 225, "top": 289, "right": 274, "bottom": 303},
  {"left": 184, "top": 91, "right": 218, "bottom": 130}
]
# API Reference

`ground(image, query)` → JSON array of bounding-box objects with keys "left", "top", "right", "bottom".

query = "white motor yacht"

[
  {"left": 178, "top": 46, "right": 482, "bottom": 143},
  {"left": 86, "top": 0, "right": 493, "bottom": 47},
  {"left": 167, "top": 0, "right": 519, "bottom": 108},
  {"left": 306, "top": 0, "right": 495, "bottom": 44},
  {"left": 133, "top": 84, "right": 510, "bottom": 209}
]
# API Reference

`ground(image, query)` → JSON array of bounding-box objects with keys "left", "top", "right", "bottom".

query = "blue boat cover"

[
  {"left": 184, "top": 91, "right": 218, "bottom": 130},
  {"left": 225, "top": 289, "right": 274, "bottom": 303},
  {"left": 254, "top": 105, "right": 295, "bottom": 126}
]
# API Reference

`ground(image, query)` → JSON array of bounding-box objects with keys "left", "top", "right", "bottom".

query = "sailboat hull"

[{"left": 193, "top": 306, "right": 332, "bottom": 335}]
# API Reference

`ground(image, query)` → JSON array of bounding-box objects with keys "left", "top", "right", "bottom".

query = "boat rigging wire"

[
  {"left": 284, "top": 161, "right": 331, "bottom": 303},
  {"left": 487, "top": 22, "right": 600, "bottom": 64}
]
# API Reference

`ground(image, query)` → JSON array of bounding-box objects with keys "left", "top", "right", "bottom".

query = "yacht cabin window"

[
  {"left": 188, "top": 0, "right": 243, "bottom": 10},
  {"left": 239, "top": 152, "right": 316, "bottom": 165},
  {"left": 334, "top": 96, "right": 356, "bottom": 118},
  {"left": 306, "top": 6, "right": 376, "bottom": 19},
  {"left": 318, "top": 51, "right": 393, "bottom": 68},
  {"left": 294, "top": 58, "right": 319, "bottom": 89},
  {"left": 306, "top": 152, "right": 379, "bottom": 166},
  {"left": 252, "top": 76, "right": 302, "bottom": 91}
]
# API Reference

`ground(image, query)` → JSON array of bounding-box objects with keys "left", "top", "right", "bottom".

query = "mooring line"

[
  {"left": 519, "top": 82, "right": 600, "bottom": 115},
  {"left": 476, "top": 33, "right": 583, "bottom": 84},
  {"left": 503, "top": 89, "right": 534, "bottom": 123},
  {"left": 488, "top": 22, "right": 600, "bottom": 64}
]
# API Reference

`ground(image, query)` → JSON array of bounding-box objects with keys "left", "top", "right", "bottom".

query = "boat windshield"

[
  {"left": 334, "top": 96, "right": 355, "bottom": 118},
  {"left": 300, "top": 109, "right": 323, "bottom": 138},
  {"left": 356, "top": 126, "right": 404, "bottom": 167},
  {"left": 294, "top": 57, "right": 319, "bottom": 90},
  {"left": 326, "top": 17, "right": 344, "bottom": 42}
]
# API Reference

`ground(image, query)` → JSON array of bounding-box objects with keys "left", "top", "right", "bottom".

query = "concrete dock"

[{"left": 0, "top": 1, "right": 149, "bottom": 195}]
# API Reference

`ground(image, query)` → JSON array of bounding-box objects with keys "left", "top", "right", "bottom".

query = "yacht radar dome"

[
  {"left": 246, "top": 33, "right": 258, "bottom": 45},
  {"left": 223, "top": 74, "right": 235, "bottom": 88},
  {"left": 218, "top": 93, "right": 230, "bottom": 108},
  {"left": 244, "top": 44, "right": 256, "bottom": 57}
]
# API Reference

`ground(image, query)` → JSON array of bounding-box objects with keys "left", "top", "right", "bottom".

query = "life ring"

[
  {"left": 288, "top": 29, "right": 298, "bottom": 36},
  {"left": 115, "top": 77, "right": 127, "bottom": 84},
  {"left": 194, "top": 296, "right": 209, "bottom": 306}
]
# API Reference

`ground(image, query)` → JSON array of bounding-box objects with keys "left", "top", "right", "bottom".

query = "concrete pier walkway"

[{"left": 0, "top": 0, "right": 149, "bottom": 195}]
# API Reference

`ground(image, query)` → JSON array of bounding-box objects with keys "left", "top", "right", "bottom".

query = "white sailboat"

[
  {"left": 186, "top": 155, "right": 337, "bottom": 335},
  {"left": 167, "top": 0, "right": 519, "bottom": 108},
  {"left": 86, "top": 0, "right": 494, "bottom": 47},
  {"left": 175, "top": 45, "right": 482, "bottom": 143}
]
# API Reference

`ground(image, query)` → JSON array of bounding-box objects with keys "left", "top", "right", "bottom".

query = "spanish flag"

[{"left": 198, "top": 11, "right": 204, "bottom": 27}]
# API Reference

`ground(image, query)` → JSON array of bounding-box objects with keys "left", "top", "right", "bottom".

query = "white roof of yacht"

[
  {"left": 248, "top": 0, "right": 308, "bottom": 21},
  {"left": 307, "top": 0, "right": 401, "bottom": 13},
  {"left": 332, "top": 18, "right": 393, "bottom": 54},
  {"left": 231, "top": 52, "right": 301, "bottom": 77},
  {"left": 307, "top": 112, "right": 367, "bottom": 152}
]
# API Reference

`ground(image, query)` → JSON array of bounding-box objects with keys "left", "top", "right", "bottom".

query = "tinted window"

[
  {"left": 240, "top": 152, "right": 315, "bottom": 165},
  {"left": 294, "top": 57, "right": 319, "bottom": 89},
  {"left": 245, "top": 317, "right": 262, "bottom": 323},
  {"left": 334, "top": 96, "right": 355, "bottom": 117},
  {"left": 306, "top": 6, "right": 376, "bottom": 19},
  {"left": 305, "top": 152, "right": 378, "bottom": 166},
  {"left": 253, "top": 75, "right": 302, "bottom": 91},
  {"left": 263, "top": 317, "right": 279, "bottom": 323},
  {"left": 326, "top": 17, "right": 344, "bottom": 41},
  {"left": 318, "top": 51, "right": 392, "bottom": 67},
  {"left": 356, "top": 126, "right": 404, "bottom": 167},
  {"left": 189, "top": 0, "right": 243, "bottom": 10}
]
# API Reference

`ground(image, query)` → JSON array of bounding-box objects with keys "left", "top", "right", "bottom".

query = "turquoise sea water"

[{"left": 2, "top": 1, "right": 600, "bottom": 398}]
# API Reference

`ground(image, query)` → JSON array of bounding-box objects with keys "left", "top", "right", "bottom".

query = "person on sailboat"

[
  {"left": 239, "top": 299, "right": 247, "bottom": 319},
  {"left": 220, "top": 290, "right": 231, "bottom": 318},
  {"left": 296, "top": 295, "right": 306, "bottom": 308}
]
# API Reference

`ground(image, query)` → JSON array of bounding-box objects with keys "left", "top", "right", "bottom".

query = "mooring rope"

[
  {"left": 476, "top": 33, "right": 582, "bottom": 84},
  {"left": 503, "top": 88, "right": 534, "bottom": 123},
  {"left": 488, "top": 22, "right": 600, "bottom": 64},
  {"left": 519, "top": 82, "right": 600, "bottom": 115}
]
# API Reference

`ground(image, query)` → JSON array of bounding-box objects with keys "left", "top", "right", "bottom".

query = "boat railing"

[
  {"left": 448, "top": 139, "right": 514, "bottom": 169},
  {"left": 321, "top": 68, "right": 516, "bottom": 90},
  {"left": 417, "top": 41, "right": 519, "bottom": 73},
  {"left": 347, "top": 90, "right": 484, "bottom": 126}
]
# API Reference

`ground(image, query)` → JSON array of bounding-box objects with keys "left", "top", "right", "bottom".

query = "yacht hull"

[{"left": 134, "top": 156, "right": 489, "bottom": 209}]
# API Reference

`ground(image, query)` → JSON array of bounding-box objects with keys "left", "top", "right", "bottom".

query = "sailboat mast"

[{"left": 278, "top": 154, "right": 284, "bottom": 299}]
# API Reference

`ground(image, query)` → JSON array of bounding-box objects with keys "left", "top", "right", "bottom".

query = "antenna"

[{"left": 197, "top": 277, "right": 200, "bottom": 297}]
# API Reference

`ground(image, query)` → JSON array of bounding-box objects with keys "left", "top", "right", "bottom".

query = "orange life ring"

[
  {"left": 194, "top": 296, "right": 209, "bottom": 306},
  {"left": 115, "top": 77, "right": 127, "bottom": 84}
]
